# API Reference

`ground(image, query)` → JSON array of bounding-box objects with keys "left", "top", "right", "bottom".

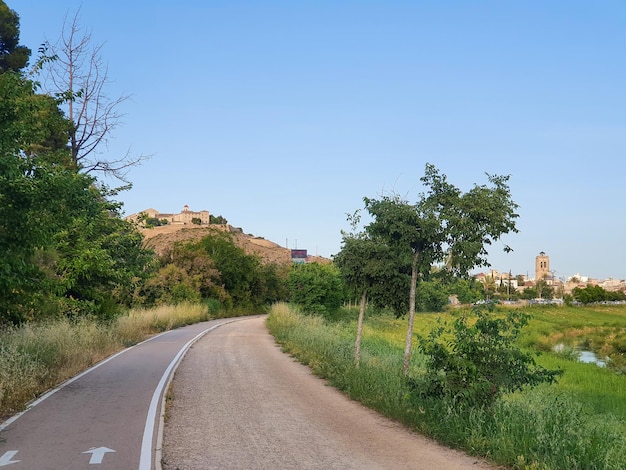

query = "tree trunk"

[
  {"left": 355, "top": 289, "right": 367, "bottom": 368},
  {"left": 402, "top": 250, "right": 419, "bottom": 376}
]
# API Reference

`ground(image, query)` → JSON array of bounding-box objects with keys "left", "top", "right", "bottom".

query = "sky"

[{"left": 13, "top": 1, "right": 626, "bottom": 280}]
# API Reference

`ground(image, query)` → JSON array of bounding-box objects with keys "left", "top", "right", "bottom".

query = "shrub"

[
  {"left": 413, "top": 305, "right": 562, "bottom": 408},
  {"left": 287, "top": 263, "right": 344, "bottom": 315}
]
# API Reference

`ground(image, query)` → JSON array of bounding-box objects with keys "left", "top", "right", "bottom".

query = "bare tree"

[{"left": 44, "top": 8, "right": 148, "bottom": 181}]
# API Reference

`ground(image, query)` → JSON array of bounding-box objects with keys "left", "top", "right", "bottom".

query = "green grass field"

[{"left": 267, "top": 302, "right": 626, "bottom": 470}]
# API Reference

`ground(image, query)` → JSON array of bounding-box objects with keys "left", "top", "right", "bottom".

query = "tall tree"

[
  {"left": 43, "top": 8, "right": 147, "bottom": 181},
  {"left": 334, "top": 211, "right": 410, "bottom": 366},
  {"left": 364, "top": 164, "right": 519, "bottom": 375},
  {"left": 364, "top": 194, "right": 443, "bottom": 375},
  {"left": 0, "top": 71, "right": 98, "bottom": 322},
  {"left": 0, "top": 1, "right": 30, "bottom": 73}
]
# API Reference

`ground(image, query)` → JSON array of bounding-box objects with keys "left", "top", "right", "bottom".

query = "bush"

[
  {"left": 413, "top": 305, "right": 562, "bottom": 408},
  {"left": 287, "top": 263, "right": 344, "bottom": 315}
]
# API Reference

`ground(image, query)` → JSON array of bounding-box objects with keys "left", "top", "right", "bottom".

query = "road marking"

[
  {"left": 83, "top": 447, "right": 116, "bottom": 464},
  {"left": 0, "top": 451, "right": 20, "bottom": 466},
  {"left": 139, "top": 319, "right": 239, "bottom": 470},
  {"left": 0, "top": 333, "right": 166, "bottom": 432}
]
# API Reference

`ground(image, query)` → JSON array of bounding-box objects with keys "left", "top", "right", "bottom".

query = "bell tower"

[{"left": 535, "top": 251, "right": 550, "bottom": 280}]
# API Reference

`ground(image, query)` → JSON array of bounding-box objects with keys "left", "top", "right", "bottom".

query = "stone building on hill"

[{"left": 127, "top": 205, "right": 210, "bottom": 226}]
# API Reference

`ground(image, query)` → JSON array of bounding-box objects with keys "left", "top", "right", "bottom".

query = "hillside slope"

[{"left": 140, "top": 224, "right": 329, "bottom": 265}]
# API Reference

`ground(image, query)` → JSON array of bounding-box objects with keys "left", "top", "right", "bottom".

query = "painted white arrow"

[
  {"left": 0, "top": 451, "right": 20, "bottom": 467},
  {"left": 82, "top": 447, "right": 116, "bottom": 464}
]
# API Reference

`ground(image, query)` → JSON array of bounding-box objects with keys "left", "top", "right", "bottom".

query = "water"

[
  {"left": 554, "top": 344, "right": 607, "bottom": 367},
  {"left": 578, "top": 350, "right": 607, "bottom": 367}
]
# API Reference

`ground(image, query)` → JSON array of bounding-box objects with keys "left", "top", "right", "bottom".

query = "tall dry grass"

[{"left": 0, "top": 303, "right": 210, "bottom": 420}]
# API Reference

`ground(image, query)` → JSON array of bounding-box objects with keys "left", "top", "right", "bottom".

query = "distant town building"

[{"left": 536, "top": 251, "right": 550, "bottom": 280}]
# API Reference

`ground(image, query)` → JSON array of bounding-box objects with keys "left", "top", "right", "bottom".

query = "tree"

[
  {"left": 42, "top": 8, "right": 147, "bottom": 181},
  {"left": 52, "top": 191, "right": 155, "bottom": 318},
  {"left": 364, "top": 194, "right": 440, "bottom": 375},
  {"left": 0, "top": 1, "right": 30, "bottom": 73},
  {"left": 287, "top": 263, "right": 344, "bottom": 315},
  {"left": 414, "top": 281, "right": 449, "bottom": 312},
  {"left": 209, "top": 214, "right": 228, "bottom": 224},
  {"left": 363, "top": 164, "right": 519, "bottom": 375},
  {"left": 334, "top": 231, "right": 407, "bottom": 366},
  {"left": 0, "top": 71, "right": 97, "bottom": 323},
  {"left": 0, "top": 7, "right": 154, "bottom": 324},
  {"left": 448, "top": 278, "right": 484, "bottom": 305}
]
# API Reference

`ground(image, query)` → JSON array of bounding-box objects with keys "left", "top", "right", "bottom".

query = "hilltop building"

[{"left": 126, "top": 205, "right": 210, "bottom": 226}]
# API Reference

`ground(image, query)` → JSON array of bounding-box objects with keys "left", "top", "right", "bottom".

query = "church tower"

[{"left": 535, "top": 251, "right": 550, "bottom": 280}]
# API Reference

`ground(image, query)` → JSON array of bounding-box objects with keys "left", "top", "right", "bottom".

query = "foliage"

[
  {"left": 448, "top": 277, "right": 484, "bottom": 305},
  {"left": 209, "top": 214, "right": 227, "bottom": 224},
  {"left": 0, "top": 1, "right": 30, "bottom": 73},
  {"left": 414, "top": 280, "right": 449, "bottom": 312},
  {"left": 414, "top": 305, "right": 562, "bottom": 407},
  {"left": 267, "top": 304, "right": 626, "bottom": 469},
  {"left": 573, "top": 285, "right": 626, "bottom": 304},
  {"left": 287, "top": 262, "right": 345, "bottom": 315},
  {"left": 151, "top": 231, "right": 287, "bottom": 310},
  {"left": 333, "top": 232, "right": 410, "bottom": 317},
  {"left": 167, "top": 242, "right": 226, "bottom": 301},
  {"left": 0, "top": 12, "right": 155, "bottom": 324},
  {"left": 358, "top": 163, "right": 519, "bottom": 375},
  {"left": 135, "top": 264, "right": 202, "bottom": 306},
  {"left": 52, "top": 193, "right": 155, "bottom": 318}
]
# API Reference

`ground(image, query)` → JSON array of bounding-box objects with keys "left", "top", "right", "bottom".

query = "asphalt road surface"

[
  {"left": 161, "top": 316, "right": 495, "bottom": 470},
  {"left": 0, "top": 318, "right": 240, "bottom": 470}
]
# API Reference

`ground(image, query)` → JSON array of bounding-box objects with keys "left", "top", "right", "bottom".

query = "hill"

[{"left": 139, "top": 224, "right": 330, "bottom": 265}]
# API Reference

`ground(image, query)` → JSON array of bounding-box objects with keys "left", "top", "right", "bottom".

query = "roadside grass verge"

[
  {"left": 267, "top": 302, "right": 626, "bottom": 469},
  {"left": 0, "top": 303, "right": 211, "bottom": 420}
]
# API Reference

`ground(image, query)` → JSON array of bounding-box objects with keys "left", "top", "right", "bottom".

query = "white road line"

[{"left": 140, "top": 319, "right": 239, "bottom": 470}]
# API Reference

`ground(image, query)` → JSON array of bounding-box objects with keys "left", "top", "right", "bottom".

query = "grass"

[
  {"left": 267, "top": 302, "right": 626, "bottom": 470},
  {"left": 0, "top": 302, "right": 212, "bottom": 420}
]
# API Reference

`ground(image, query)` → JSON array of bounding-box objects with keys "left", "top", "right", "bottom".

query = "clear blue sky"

[{"left": 15, "top": 1, "right": 626, "bottom": 280}]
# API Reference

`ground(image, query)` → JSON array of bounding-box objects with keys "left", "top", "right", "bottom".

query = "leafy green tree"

[
  {"left": 192, "top": 231, "right": 262, "bottom": 308},
  {"left": 414, "top": 305, "right": 562, "bottom": 408},
  {"left": 334, "top": 231, "right": 408, "bottom": 366},
  {"left": 364, "top": 194, "right": 439, "bottom": 374},
  {"left": 168, "top": 242, "right": 227, "bottom": 302},
  {"left": 363, "top": 163, "right": 519, "bottom": 375},
  {"left": 520, "top": 286, "right": 538, "bottom": 300},
  {"left": 53, "top": 192, "right": 155, "bottom": 318},
  {"left": 572, "top": 285, "right": 625, "bottom": 304},
  {"left": 414, "top": 281, "right": 449, "bottom": 312},
  {"left": 135, "top": 264, "right": 201, "bottom": 306},
  {"left": 0, "top": 1, "right": 30, "bottom": 73},
  {"left": 254, "top": 262, "right": 289, "bottom": 306},
  {"left": 0, "top": 72, "right": 99, "bottom": 323},
  {"left": 448, "top": 278, "right": 483, "bottom": 304},
  {"left": 209, "top": 214, "right": 228, "bottom": 224},
  {"left": 287, "top": 262, "right": 344, "bottom": 315}
]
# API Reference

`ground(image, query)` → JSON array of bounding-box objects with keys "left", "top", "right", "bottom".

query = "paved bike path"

[{"left": 0, "top": 317, "right": 241, "bottom": 470}]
